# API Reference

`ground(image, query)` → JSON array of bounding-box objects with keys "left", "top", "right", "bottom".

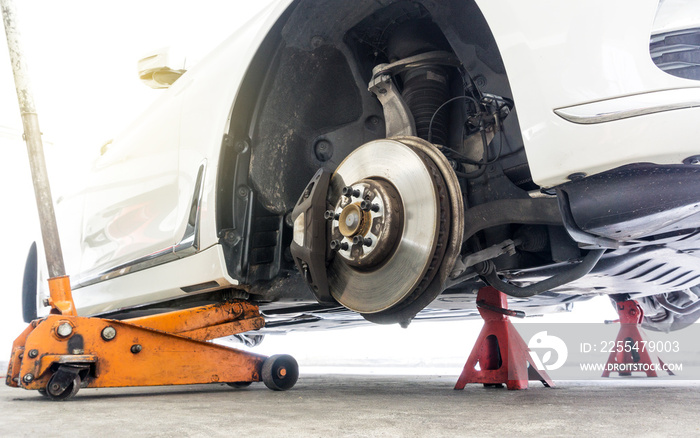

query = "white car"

[{"left": 23, "top": 0, "right": 700, "bottom": 339}]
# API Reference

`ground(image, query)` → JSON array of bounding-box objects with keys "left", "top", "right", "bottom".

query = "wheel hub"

[
  {"left": 329, "top": 178, "right": 404, "bottom": 269},
  {"left": 337, "top": 202, "right": 365, "bottom": 238}
]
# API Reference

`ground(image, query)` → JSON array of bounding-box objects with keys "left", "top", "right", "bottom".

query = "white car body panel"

[
  {"left": 78, "top": 93, "right": 182, "bottom": 280},
  {"left": 75, "top": 244, "right": 236, "bottom": 316},
  {"left": 652, "top": 0, "right": 700, "bottom": 34},
  {"left": 71, "top": 1, "right": 291, "bottom": 296},
  {"left": 476, "top": 0, "right": 700, "bottom": 188}
]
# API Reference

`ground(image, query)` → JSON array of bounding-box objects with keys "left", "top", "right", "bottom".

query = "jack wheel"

[
  {"left": 262, "top": 354, "right": 298, "bottom": 391},
  {"left": 226, "top": 381, "right": 252, "bottom": 389},
  {"left": 45, "top": 373, "right": 81, "bottom": 401}
]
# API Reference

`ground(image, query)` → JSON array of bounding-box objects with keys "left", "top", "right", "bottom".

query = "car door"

[{"left": 77, "top": 91, "right": 183, "bottom": 282}]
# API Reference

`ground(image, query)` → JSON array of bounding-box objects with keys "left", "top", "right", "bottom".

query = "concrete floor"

[{"left": 1, "top": 373, "right": 699, "bottom": 437}]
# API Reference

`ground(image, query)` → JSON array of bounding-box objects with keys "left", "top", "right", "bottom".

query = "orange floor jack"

[
  {"left": 454, "top": 287, "right": 553, "bottom": 390},
  {"left": 6, "top": 276, "right": 299, "bottom": 400},
  {"left": 2, "top": 0, "right": 296, "bottom": 401},
  {"left": 601, "top": 300, "right": 674, "bottom": 378}
]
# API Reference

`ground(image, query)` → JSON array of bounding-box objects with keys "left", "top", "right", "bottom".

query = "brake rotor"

[{"left": 326, "top": 138, "right": 452, "bottom": 314}]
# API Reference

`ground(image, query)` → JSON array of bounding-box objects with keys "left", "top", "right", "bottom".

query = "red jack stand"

[
  {"left": 455, "top": 287, "right": 554, "bottom": 390},
  {"left": 602, "top": 300, "right": 674, "bottom": 378}
]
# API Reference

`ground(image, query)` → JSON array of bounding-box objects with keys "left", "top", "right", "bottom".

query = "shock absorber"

[
  {"left": 385, "top": 18, "right": 452, "bottom": 145},
  {"left": 401, "top": 65, "right": 451, "bottom": 145}
]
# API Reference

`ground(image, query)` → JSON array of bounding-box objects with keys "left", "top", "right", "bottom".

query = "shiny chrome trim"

[
  {"left": 73, "top": 161, "right": 207, "bottom": 289},
  {"left": 554, "top": 88, "right": 700, "bottom": 124},
  {"left": 174, "top": 160, "right": 206, "bottom": 254}
]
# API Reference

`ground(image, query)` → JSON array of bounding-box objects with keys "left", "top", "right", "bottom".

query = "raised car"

[{"left": 23, "top": 0, "right": 700, "bottom": 339}]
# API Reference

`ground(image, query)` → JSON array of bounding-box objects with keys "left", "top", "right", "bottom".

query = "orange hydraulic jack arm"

[
  {"left": 6, "top": 298, "right": 298, "bottom": 400},
  {"left": 45, "top": 276, "right": 77, "bottom": 316},
  {"left": 125, "top": 300, "right": 266, "bottom": 341}
]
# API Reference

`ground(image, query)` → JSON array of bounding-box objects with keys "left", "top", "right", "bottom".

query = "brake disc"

[{"left": 326, "top": 138, "right": 457, "bottom": 314}]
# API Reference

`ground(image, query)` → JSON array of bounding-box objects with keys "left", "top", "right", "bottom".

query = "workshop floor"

[{"left": 1, "top": 373, "right": 699, "bottom": 437}]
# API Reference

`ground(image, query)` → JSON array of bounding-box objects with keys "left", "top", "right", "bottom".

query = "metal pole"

[{"left": 1, "top": 0, "right": 66, "bottom": 279}]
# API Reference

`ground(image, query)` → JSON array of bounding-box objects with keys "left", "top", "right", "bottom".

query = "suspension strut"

[
  {"left": 386, "top": 19, "right": 453, "bottom": 145},
  {"left": 401, "top": 65, "right": 450, "bottom": 145}
]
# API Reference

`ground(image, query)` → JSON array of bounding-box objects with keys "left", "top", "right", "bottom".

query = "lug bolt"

[
  {"left": 56, "top": 322, "right": 73, "bottom": 338},
  {"left": 352, "top": 236, "right": 373, "bottom": 247},
  {"left": 23, "top": 373, "right": 34, "bottom": 384},
  {"left": 330, "top": 240, "right": 349, "bottom": 251},
  {"left": 360, "top": 201, "right": 380, "bottom": 212},
  {"left": 324, "top": 210, "right": 339, "bottom": 220},
  {"left": 131, "top": 344, "right": 143, "bottom": 354},
  {"left": 101, "top": 326, "right": 117, "bottom": 341},
  {"left": 28, "top": 349, "right": 38, "bottom": 359},
  {"left": 342, "top": 186, "right": 360, "bottom": 198}
]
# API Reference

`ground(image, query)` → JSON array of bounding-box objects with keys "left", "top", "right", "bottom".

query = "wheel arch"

[{"left": 215, "top": 0, "right": 525, "bottom": 287}]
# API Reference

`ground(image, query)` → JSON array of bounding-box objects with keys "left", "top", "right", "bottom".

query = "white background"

[{"left": 0, "top": 1, "right": 617, "bottom": 372}]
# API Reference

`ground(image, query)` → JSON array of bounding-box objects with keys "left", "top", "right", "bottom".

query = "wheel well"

[{"left": 216, "top": 0, "right": 529, "bottom": 287}]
